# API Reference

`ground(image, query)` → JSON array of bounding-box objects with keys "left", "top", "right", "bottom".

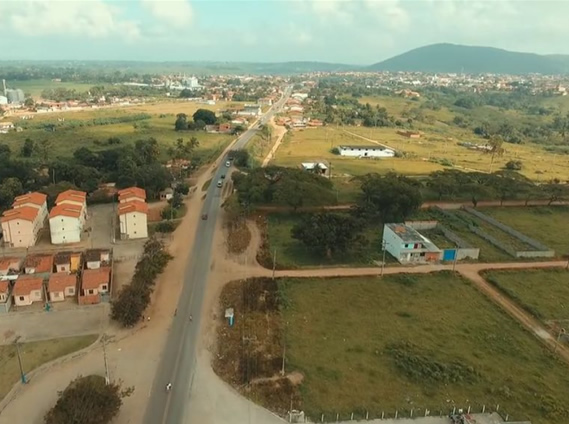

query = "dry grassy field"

[{"left": 272, "top": 125, "right": 569, "bottom": 181}]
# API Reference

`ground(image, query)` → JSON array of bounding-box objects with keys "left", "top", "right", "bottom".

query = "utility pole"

[
  {"left": 452, "top": 249, "right": 458, "bottom": 272},
  {"left": 101, "top": 334, "right": 110, "bottom": 384},
  {"left": 14, "top": 336, "right": 27, "bottom": 384},
  {"left": 272, "top": 249, "right": 277, "bottom": 280},
  {"left": 381, "top": 240, "right": 386, "bottom": 277}
]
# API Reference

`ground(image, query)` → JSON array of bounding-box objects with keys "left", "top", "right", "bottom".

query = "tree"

[
  {"left": 291, "top": 213, "right": 366, "bottom": 258},
  {"left": 259, "top": 124, "right": 272, "bottom": 143},
  {"left": 168, "top": 191, "right": 183, "bottom": 209},
  {"left": 174, "top": 113, "right": 189, "bottom": 131},
  {"left": 192, "top": 109, "right": 216, "bottom": 125},
  {"left": 111, "top": 283, "right": 150, "bottom": 327},
  {"left": 168, "top": 137, "right": 199, "bottom": 161},
  {"left": 73, "top": 147, "right": 99, "bottom": 167},
  {"left": 355, "top": 173, "right": 422, "bottom": 222},
  {"left": 21, "top": 138, "right": 35, "bottom": 157},
  {"left": 486, "top": 135, "right": 505, "bottom": 167},
  {"left": 24, "top": 97, "right": 35, "bottom": 107},
  {"left": 231, "top": 149, "right": 250, "bottom": 168},
  {"left": 38, "top": 139, "right": 53, "bottom": 162},
  {"left": 273, "top": 179, "right": 303, "bottom": 211},
  {"left": 0, "top": 143, "right": 11, "bottom": 160},
  {"left": 175, "top": 182, "right": 190, "bottom": 195},
  {"left": 543, "top": 181, "right": 569, "bottom": 205},
  {"left": 0, "top": 177, "right": 24, "bottom": 209},
  {"left": 44, "top": 375, "right": 133, "bottom": 424},
  {"left": 134, "top": 138, "right": 159, "bottom": 166}
]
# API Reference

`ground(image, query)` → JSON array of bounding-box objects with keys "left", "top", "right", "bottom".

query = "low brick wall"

[
  {"left": 78, "top": 294, "right": 100, "bottom": 305},
  {"left": 464, "top": 207, "right": 555, "bottom": 257}
]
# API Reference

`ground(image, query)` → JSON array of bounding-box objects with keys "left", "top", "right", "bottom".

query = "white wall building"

[
  {"left": 49, "top": 204, "right": 83, "bottom": 244},
  {"left": 383, "top": 223, "right": 441, "bottom": 264},
  {"left": 338, "top": 145, "right": 395, "bottom": 158},
  {"left": 12, "top": 192, "right": 48, "bottom": 223},
  {"left": 55, "top": 190, "right": 87, "bottom": 220},
  {"left": 119, "top": 200, "right": 148, "bottom": 240}
]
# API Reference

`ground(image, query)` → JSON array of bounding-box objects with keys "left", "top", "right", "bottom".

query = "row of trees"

[
  {"left": 20, "top": 113, "right": 151, "bottom": 131},
  {"left": 0, "top": 134, "right": 190, "bottom": 212},
  {"left": 110, "top": 238, "right": 172, "bottom": 327}
]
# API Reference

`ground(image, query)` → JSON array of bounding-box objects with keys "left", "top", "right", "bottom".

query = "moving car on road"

[
  {"left": 225, "top": 160, "right": 231, "bottom": 167},
  {"left": 216, "top": 180, "right": 223, "bottom": 188}
]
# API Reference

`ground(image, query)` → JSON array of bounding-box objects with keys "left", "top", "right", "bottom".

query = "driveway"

[
  {"left": 88, "top": 203, "right": 116, "bottom": 248},
  {"left": 0, "top": 304, "right": 108, "bottom": 345}
]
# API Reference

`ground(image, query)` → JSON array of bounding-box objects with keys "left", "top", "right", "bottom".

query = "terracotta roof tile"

[
  {"left": 12, "top": 192, "right": 47, "bottom": 207},
  {"left": 49, "top": 273, "right": 77, "bottom": 292},
  {"left": 118, "top": 200, "right": 148, "bottom": 215},
  {"left": 0, "top": 257, "right": 22, "bottom": 272},
  {"left": 118, "top": 187, "right": 146, "bottom": 201},
  {"left": 55, "top": 189, "right": 86, "bottom": 205},
  {"left": 23, "top": 254, "right": 54, "bottom": 274},
  {"left": 1, "top": 206, "right": 39, "bottom": 223},
  {"left": 82, "top": 267, "right": 110, "bottom": 290},
  {"left": 13, "top": 275, "right": 44, "bottom": 296},
  {"left": 0, "top": 280, "right": 9, "bottom": 294},
  {"left": 49, "top": 203, "right": 82, "bottom": 219}
]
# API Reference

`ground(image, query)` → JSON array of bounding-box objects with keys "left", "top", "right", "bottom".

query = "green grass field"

[
  {"left": 2, "top": 101, "right": 239, "bottom": 160},
  {"left": 484, "top": 268, "right": 569, "bottom": 321},
  {"left": 8, "top": 79, "right": 94, "bottom": 98},
  {"left": 0, "top": 334, "right": 97, "bottom": 401},
  {"left": 281, "top": 273, "right": 569, "bottom": 423},
  {"left": 267, "top": 213, "right": 388, "bottom": 268},
  {"left": 481, "top": 206, "right": 569, "bottom": 255}
]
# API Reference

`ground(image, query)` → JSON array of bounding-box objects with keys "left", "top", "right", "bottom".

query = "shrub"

[
  {"left": 155, "top": 221, "right": 175, "bottom": 233},
  {"left": 505, "top": 160, "right": 523, "bottom": 171}
]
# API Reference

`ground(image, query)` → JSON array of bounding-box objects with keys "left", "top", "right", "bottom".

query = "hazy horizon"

[{"left": 0, "top": 0, "right": 568, "bottom": 64}]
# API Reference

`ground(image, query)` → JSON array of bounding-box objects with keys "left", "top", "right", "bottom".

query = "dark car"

[
  {"left": 221, "top": 174, "right": 226, "bottom": 179},
  {"left": 201, "top": 213, "right": 208, "bottom": 220}
]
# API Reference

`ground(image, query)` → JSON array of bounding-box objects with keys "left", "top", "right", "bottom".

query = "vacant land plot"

[
  {"left": 484, "top": 268, "right": 569, "bottom": 321},
  {"left": 0, "top": 334, "right": 98, "bottom": 401},
  {"left": 280, "top": 273, "right": 569, "bottom": 423},
  {"left": 265, "top": 213, "right": 385, "bottom": 268},
  {"left": 3, "top": 107, "right": 234, "bottom": 160},
  {"left": 272, "top": 119, "right": 569, "bottom": 182},
  {"left": 9, "top": 79, "right": 95, "bottom": 98},
  {"left": 482, "top": 206, "right": 569, "bottom": 255}
]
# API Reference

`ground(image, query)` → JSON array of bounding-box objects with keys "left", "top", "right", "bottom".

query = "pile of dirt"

[
  {"left": 213, "top": 277, "right": 302, "bottom": 414},
  {"left": 227, "top": 221, "right": 252, "bottom": 254}
]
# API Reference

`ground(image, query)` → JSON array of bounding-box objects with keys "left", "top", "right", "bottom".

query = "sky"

[{"left": 0, "top": 0, "right": 568, "bottom": 64}]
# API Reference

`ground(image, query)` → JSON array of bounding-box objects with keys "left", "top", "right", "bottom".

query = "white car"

[{"left": 225, "top": 161, "right": 231, "bottom": 167}]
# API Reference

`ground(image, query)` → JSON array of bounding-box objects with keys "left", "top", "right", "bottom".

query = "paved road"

[{"left": 143, "top": 86, "right": 293, "bottom": 424}]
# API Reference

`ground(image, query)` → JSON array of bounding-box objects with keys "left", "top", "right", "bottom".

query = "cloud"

[
  {"left": 140, "top": 0, "right": 193, "bottom": 29},
  {"left": 1, "top": 0, "right": 140, "bottom": 40}
]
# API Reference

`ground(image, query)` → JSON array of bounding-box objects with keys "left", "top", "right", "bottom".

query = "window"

[
  {"left": 101, "top": 285, "right": 107, "bottom": 291},
  {"left": 87, "top": 289, "right": 95, "bottom": 295},
  {"left": 19, "top": 296, "right": 25, "bottom": 301},
  {"left": 69, "top": 287, "right": 75, "bottom": 295}
]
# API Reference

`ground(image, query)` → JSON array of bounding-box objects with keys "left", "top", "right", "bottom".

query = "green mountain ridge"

[{"left": 368, "top": 43, "right": 569, "bottom": 75}]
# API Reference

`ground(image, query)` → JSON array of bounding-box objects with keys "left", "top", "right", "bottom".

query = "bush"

[
  {"left": 155, "top": 221, "right": 176, "bottom": 233},
  {"left": 505, "top": 160, "right": 523, "bottom": 170},
  {"left": 44, "top": 375, "right": 133, "bottom": 424}
]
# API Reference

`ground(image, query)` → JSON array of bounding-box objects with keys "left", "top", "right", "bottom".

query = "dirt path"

[
  {"left": 256, "top": 199, "right": 568, "bottom": 213},
  {"left": 261, "top": 118, "right": 287, "bottom": 167}
]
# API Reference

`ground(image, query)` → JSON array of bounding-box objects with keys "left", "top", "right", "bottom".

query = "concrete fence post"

[
  {"left": 467, "top": 406, "right": 471, "bottom": 414},
  {"left": 395, "top": 410, "right": 398, "bottom": 419},
  {"left": 482, "top": 405, "right": 485, "bottom": 413},
  {"left": 321, "top": 414, "right": 324, "bottom": 422},
  {"left": 505, "top": 414, "right": 509, "bottom": 421},
  {"left": 452, "top": 407, "right": 456, "bottom": 415},
  {"left": 350, "top": 413, "right": 353, "bottom": 421},
  {"left": 496, "top": 404, "right": 500, "bottom": 412},
  {"left": 381, "top": 411, "right": 384, "bottom": 419},
  {"left": 336, "top": 413, "right": 339, "bottom": 422},
  {"left": 365, "top": 411, "right": 369, "bottom": 420},
  {"left": 410, "top": 409, "right": 414, "bottom": 418}
]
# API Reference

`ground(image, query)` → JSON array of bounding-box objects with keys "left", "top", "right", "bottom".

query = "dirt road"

[{"left": 261, "top": 118, "right": 287, "bottom": 167}]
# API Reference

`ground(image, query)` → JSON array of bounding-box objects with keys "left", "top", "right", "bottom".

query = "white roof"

[{"left": 301, "top": 162, "right": 328, "bottom": 170}]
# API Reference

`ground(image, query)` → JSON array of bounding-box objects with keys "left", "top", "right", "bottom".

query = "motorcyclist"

[
  {"left": 189, "top": 314, "right": 193, "bottom": 322},
  {"left": 166, "top": 383, "right": 172, "bottom": 391}
]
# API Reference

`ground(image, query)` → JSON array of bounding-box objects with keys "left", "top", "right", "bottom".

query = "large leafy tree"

[
  {"left": 44, "top": 375, "right": 133, "bottom": 424},
  {"left": 291, "top": 213, "right": 366, "bottom": 258},
  {"left": 174, "top": 113, "right": 188, "bottom": 131},
  {"left": 355, "top": 173, "right": 422, "bottom": 222},
  {"left": 193, "top": 108, "right": 217, "bottom": 125}
]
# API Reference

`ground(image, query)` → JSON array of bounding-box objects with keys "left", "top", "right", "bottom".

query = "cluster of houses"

[
  {"left": 0, "top": 248, "right": 112, "bottom": 312},
  {"left": 118, "top": 187, "right": 148, "bottom": 240},
  {"left": 1, "top": 190, "right": 87, "bottom": 248},
  {"left": 1, "top": 186, "right": 149, "bottom": 249}
]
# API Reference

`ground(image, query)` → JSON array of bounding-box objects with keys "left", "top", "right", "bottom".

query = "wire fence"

[{"left": 290, "top": 403, "right": 525, "bottom": 423}]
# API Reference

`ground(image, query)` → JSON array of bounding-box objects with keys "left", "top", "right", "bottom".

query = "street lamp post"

[
  {"left": 14, "top": 337, "right": 27, "bottom": 384},
  {"left": 381, "top": 240, "right": 387, "bottom": 277}
]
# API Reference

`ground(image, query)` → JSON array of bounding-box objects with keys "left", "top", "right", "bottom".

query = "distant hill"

[{"left": 369, "top": 43, "right": 569, "bottom": 75}]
